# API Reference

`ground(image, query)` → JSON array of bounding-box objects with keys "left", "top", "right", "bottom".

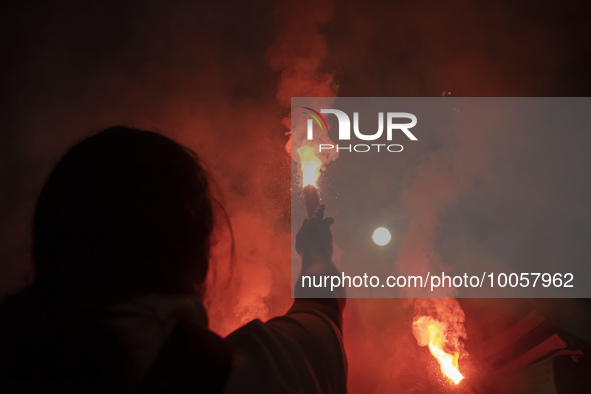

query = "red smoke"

[
  {"left": 1, "top": 1, "right": 590, "bottom": 393},
  {"left": 265, "top": 0, "right": 338, "bottom": 154}
]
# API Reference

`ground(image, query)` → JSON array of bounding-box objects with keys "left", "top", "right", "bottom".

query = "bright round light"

[{"left": 372, "top": 227, "right": 392, "bottom": 246}]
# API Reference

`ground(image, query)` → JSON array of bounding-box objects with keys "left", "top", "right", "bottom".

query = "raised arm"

[{"left": 290, "top": 204, "right": 345, "bottom": 328}]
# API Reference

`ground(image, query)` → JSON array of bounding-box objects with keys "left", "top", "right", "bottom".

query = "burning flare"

[
  {"left": 413, "top": 316, "right": 464, "bottom": 384},
  {"left": 297, "top": 145, "right": 322, "bottom": 186},
  {"left": 427, "top": 323, "right": 463, "bottom": 384}
]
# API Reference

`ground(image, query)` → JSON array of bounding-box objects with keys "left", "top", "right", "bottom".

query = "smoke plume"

[{"left": 2, "top": 1, "right": 590, "bottom": 393}]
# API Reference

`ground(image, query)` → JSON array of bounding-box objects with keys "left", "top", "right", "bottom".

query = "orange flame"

[
  {"left": 413, "top": 316, "right": 464, "bottom": 384},
  {"left": 427, "top": 324, "right": 463, "bottom": 384},
  {"left": 297, "top": 145, "right": 322, "bottom": 187}
]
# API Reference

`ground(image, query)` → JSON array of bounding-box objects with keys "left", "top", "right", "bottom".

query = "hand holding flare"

[
  {"left": 295, "top": 146, "right": 340, "bottom": 302},
  {"left": 297, "top": 145, "right": 323, "bottom": 218}
]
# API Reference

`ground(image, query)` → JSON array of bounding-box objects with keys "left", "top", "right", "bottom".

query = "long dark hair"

[
  {"left": 0, "top": 127, "right": 232, "bottom": 392},
  {"left": 32, "top": 126, "right": 214, "bottom": 304}
]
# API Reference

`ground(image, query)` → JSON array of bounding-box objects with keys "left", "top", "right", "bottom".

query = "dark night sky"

[{"left": 1, "top": 0, "right": 591, "bottom": 392}]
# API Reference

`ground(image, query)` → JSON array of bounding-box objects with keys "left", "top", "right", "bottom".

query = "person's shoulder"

[
  {"left": 223, "top": 310, "right": 347, "bottom": 394},
  {"left": 226, "top": 309, "right": 342, "bottom": 348}
]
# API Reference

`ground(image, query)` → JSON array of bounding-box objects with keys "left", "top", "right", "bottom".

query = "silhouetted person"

[{"left": 0, "top": 127, "right": 346, "bottom": 393}]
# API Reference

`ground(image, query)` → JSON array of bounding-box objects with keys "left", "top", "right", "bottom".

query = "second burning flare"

[{"left": 413, "top": 315, "right": 464, "bottom": 384}]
